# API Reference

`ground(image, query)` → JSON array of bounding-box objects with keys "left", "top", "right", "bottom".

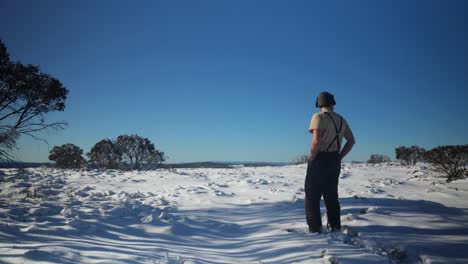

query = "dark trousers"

[{"left": 304, "top": 151, "right": 341, "bottom": 232}]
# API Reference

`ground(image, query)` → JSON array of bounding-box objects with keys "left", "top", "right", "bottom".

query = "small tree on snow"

[
  {"left": 395, "top": 146, "right": 425, "bottom": 165},
  {"left": 367, "top": 154, "right": 391, "bottom": 164},
  {"left": 49, "top": 143, "right": 85, "bottom": 169},
  {"left": 87, "top": 139, "right": 121, "bottom": 169},
  {"left": 115, "top": 134, "right": 165, "bottom": 170},
  {"left": 425, "top": 145, "right": 467, "bottom": 182},
  {"left": 292, "top": 154, "right": 309, "bottom": 164}
]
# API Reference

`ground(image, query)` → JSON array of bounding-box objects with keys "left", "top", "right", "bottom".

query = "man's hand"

[{"left": 338, "top": 126, "right": 355, "bottom": 162}]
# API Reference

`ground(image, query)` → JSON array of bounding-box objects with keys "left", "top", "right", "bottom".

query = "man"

[{"left": 305, "top": 91, "right": 355, "bottom": 233}]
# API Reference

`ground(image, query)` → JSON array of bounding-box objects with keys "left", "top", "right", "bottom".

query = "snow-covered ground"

[{"left": 0, "top": 163, "right": 467, "bottom": 264}]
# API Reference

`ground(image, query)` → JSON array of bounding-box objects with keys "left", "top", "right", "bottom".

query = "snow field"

[{"left": 0, "top": 163, "right": 467, "bottom": 263}]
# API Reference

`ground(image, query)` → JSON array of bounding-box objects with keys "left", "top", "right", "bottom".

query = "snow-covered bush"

[
  {"left": 115, "top": 134, "right": 165, "bottom": 170},
  {"left": 87, "top": 139, "right": 121, "bottom": 169},
  {"left": 367, "top": 154, "right": 391, "bottom": 164},
  {"left": 292, "top": 154, "right": 309, "bottom": 164},
  {"left": 395, "top": 146, "right": 426, "bottom": 165},
  {"left": 425, "top": 145, "right": 467, "bottom": 182},
  {"left": 48, "top": 144, "right": 85, "bottom": 169},
  {"left": 86, "top": 135, "right": 165, "bottom": 171}
]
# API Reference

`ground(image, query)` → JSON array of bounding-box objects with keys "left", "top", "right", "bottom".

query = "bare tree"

[{"left": 0, "top": 40, "right": 68, "bottom": 161}]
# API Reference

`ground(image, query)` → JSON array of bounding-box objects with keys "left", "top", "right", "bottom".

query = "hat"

[{"left": 315, "top": 91, "right": 336, "bottom": 108}]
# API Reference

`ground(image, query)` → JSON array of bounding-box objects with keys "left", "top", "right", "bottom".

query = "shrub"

[
  {"left": 292, "top": 154, "right": 309, "bottom": 164},
  {"left": 367, "top": 154, "right": 391, "bottom": 164},
  {"left": 395, "top": 146, "right": 426, "bottom": 165},
  {"left": 425, "top": 145, "right": 467, "bottom": 182},
  {"left": 115, "top": 134, "right": 165, "bottom": 170},
  {"left": 48, "top": 143, "right": 85, "bottom": 169},
  {"left": 87, "top": 139, "right": 121, "bottom": 169}
]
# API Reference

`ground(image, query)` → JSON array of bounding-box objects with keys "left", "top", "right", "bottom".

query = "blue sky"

[{"left": 1, "top": 0, "right": 467, "bottom": 163}]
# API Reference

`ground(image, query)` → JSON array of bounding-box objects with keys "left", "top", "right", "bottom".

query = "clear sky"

[{"left": 1, "top": 0, "right": 467, "bottom": 163}]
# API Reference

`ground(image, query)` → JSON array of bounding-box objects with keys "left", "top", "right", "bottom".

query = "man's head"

[{"left": 315, "top": 91, "right": 336, "bottom": 108}]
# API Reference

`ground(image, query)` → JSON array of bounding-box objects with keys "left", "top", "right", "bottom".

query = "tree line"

[
  {"left": 293, "top": 144, "right": 467, "bottom": 183},
  {"left": 368, "top": 145, "right": 467, "bottom": 182},
  {"left": 49, "top": 134, "right": 166, "bottom": 170},
  {"left": 0, "top": 39, "right": 165, "bottom": 171}
]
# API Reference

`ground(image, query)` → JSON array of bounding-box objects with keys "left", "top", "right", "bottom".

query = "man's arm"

[
  {"left": 309, "top": 129, "right": 321, "bottom": 161},
  {"left": 339, "top": 126, "right": 355, "bottom": 160}
]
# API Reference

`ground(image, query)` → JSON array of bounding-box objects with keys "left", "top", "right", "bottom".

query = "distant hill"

[
  {"left": 161, "top": 161, "right": 288, "bottom": 169},
  {"left": 0, "top": 161, "right": 287, "bottom": 169}
]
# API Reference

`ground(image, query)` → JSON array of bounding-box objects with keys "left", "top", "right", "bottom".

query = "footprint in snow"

[
  {"left": 23, "top": 248, "right": 82, "bottom": 263},
  {"left": 340, "top": 172, "right": 351, "bottom": 179},
  {"left": 320, "top": 250, "right": 339, "bottom": 264},
  {"left": 189, "top": 187, "right": 208, "bottom": 194},
  {"left": 213, "top": 183, "right": 229, "bottom": 188},
  {"left": 255, "top": 179, "right": 270, "bottom": 185},
  {"left": 13, "top": 182, "right": 32, "bottom": 188},
  {"left": 269, "top": 188, "right": 281, "bottom": 193},
  {"left": 285, "top": 227, "right": 310, "bottom": 234},
  {"left": 368, "top": 187, "right": 384, "bottom": 194},
  {"left": 211, "top": 190, "right": 235, "bottom": 196},
  {"left": 131, "top": 179, "right": 144, "bottom": 183}
]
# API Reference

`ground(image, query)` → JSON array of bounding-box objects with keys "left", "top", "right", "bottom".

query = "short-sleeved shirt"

[{"left": 309, "top": 111, "right": 350, "bottom": 152}]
